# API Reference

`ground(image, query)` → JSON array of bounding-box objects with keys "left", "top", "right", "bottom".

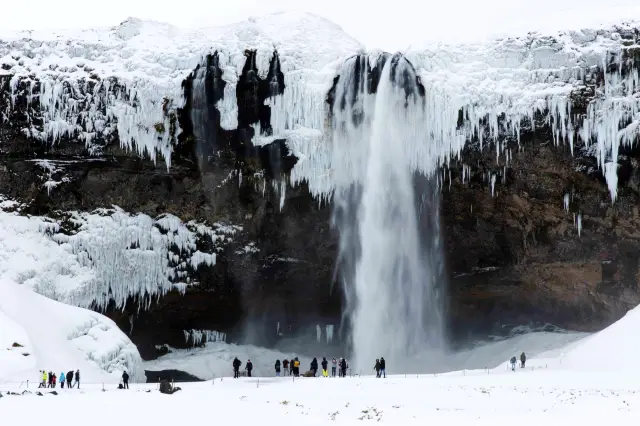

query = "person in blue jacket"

[{"left": 60, "top": 371, "right": 66, "bottom": 388}]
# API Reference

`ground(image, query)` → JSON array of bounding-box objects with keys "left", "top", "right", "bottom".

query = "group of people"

[
  {"left": 231, "top": 356, "right": 352, "bottom": 378},
  {"left": 301, "top": 357, "right": 349, "bottom": 377},
  {"left": 509, "top": 352, "right": 527, "bottom": 371},
  {"left": 39, "top": 370, "right": 80, "bottom": 389}
]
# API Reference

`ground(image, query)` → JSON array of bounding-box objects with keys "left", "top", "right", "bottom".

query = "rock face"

[{"left": 2, "top": 18, "right": 640, "bottom": 358}]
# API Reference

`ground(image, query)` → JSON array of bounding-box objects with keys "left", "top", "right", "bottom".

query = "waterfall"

[{"left": 332, "top": 54, "right": 446, "bottom": 373}]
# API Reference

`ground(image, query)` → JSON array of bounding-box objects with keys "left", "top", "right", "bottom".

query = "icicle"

[
  {"left": 326, "top": 324, "right": 334, "bottom": 344},
  {"left": 577, "top": 213, "right": 582, "bottom": 237},
  {"left": 491, "top": 174, "right": 496, "bottom": 198},
  {"left": 563, "top": 193, "right": 570, "bottom": 212},
  {"left": 316, "top": 324, "right": 321, "bottom": 343}
]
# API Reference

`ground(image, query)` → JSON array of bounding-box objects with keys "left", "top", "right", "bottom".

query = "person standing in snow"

[
  {"left": 66, "top": 370, "right": 74, "bottom": 388},
  {"left": 340, "top": 358, "right": 347, "bottom": 377},
  {"left": 321, "top": 357, "right": 329, "bottom": 377},
  {"left": 245, "top": 359, "right": 253, "bottom": 377},
  {"left": 52, "top": 373, "right": 57, "bottom": 388},
  {"left": 379, "top": 357, "right": 386, "bottom": 378},
  {"left": 510, "top": 356, "right": 517, "bottom": 371},
  {"left": 331, "top": 358, "right": 337, "bottom": 377},
  {"left": 39, "top": 371, "right": 47, "bottom": 388},
  {"left": 374, "top": 359, "right": 381, "bottom": 378},
  {"left": 283, "top": 359, "right": 289, "bottom": 376},
  {"left": 520, "top": 352, "right": 526, "bottom": 368},
  {"left": 60, "top": 371, "right": 66, "bottom": 388},
  {"left": 122, "top": 371, "right": 130, "bottom": 389},
  {"left": 75, "top": 370, "right": 80, "bottom": 388},
  {"left": 293, "top": 358, "right": 300, "bottom": 377},
  {"left": 275, "top": 359, "right": 281, "bottom": 377},
  {"left": 47, "top": 371, "right": 53, "bottom": 388},
  {"left": 233, "top": 357, "right": 241, "bottom": 378},
  {"left": 310, "top": 357, "right": 318, "bottom": 377}
]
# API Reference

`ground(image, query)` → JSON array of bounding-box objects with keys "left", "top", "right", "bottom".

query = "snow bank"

[
  {"left": 0, "top": 204, "right": 240, "bottom": 310},
  {"left": 0, "top": 279, "right": 144, "bottom": 383},
  {"left": 0, "top": 310, "right": 35, "bottom": 380},
  {"left": 551, "top": 305, "right": 640, "bottom": 371}
]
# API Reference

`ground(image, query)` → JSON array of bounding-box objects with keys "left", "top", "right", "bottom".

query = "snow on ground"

[
  {"left": 3, "top": 303, "right": 639, "bottom": 425},
  {"left": 1, "top": 368, "right": 638, "bottom": 425},
  {"left": 0, "top": 310, "right": 35, "bottom": 379}
]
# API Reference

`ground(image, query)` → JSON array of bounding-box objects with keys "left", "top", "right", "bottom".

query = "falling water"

[{"left": 332, "top": 54, "right": 445, "bottom": 372}]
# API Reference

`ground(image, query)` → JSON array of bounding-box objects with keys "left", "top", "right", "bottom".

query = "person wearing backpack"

[
  {"left": 379, "top": 357, "right": 386, "bottom": 378},
  {"left": 66, "top": 370, "right": 74, "bottom": 388},
  {"left": 520, "top": 352, "right": 527, "bottom": 368},
  {"left": 275, "top": 359, "right": 281, "bottom": 377},
  {"left": 510, "top": 356, "right": 517, "bottom": 371},
  {"left": 233, "top": 357, "right": 241, "bottom": 378},
  {"left": 122, "top": 370, "right": 130, "bottom": 389},
  {"left": 59, "top": 371, "right": 66, "bottom": 388}
]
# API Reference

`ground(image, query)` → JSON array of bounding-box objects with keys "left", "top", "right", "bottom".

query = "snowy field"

[
  {"left": 2, "top": 369, "right": 639, "bottom": 424},
  {"left": 4, "top": 304, "right": 640, "bottom": 424}
]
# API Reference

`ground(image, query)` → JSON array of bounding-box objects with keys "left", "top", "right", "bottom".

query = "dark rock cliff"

[{"left": 2, "top": 45, "right": 640, "bottom": 359}]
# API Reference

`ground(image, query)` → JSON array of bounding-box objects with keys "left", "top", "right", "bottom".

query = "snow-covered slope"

[
  {"left": 0, "top": 280, "right": 144, "bottom": 383},
  {"left": 528, "top": 304, "right": 640, "bottom": 372},
  {"left": 2, "top": 12, "right": 639, "bottom": 201},
  {"left": 0, "top": 310, "right": 35, "bottom": 379}
]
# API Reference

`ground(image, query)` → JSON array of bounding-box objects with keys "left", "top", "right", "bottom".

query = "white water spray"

[{"left": 332, "top": 55, "right": 445, "bottom": 372}]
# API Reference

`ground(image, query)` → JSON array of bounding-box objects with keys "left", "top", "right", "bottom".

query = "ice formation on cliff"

[
  {"left": 0, "top": 202, "right": 240, "bottom": 311},
  {"left": 2, "top": 13, "right": 639, "bottom": 201},
  {"left": 183, "top": 329, "right": 227, "bottom": 346}
]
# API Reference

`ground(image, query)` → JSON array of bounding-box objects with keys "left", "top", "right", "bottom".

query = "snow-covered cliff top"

[{"left": 1, "top": 12, "right": 639, "bottom": 200}]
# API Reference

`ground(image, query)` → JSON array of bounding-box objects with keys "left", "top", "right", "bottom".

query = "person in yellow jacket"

[
  {"left": 39, "top": 370, "right": 47, "bottom": 388},
  {"left": 293, "top": 358, "right": 301, "bottom": 377}
]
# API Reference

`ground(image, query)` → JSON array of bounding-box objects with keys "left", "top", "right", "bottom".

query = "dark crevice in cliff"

[{"left": 326, "top": 53, "right": 429, "bottom": 124}]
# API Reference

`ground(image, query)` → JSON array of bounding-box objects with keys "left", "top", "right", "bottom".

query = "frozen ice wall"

[{"left": 331, "top": 54, "right": 446, "bottom": 372}]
